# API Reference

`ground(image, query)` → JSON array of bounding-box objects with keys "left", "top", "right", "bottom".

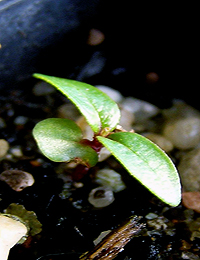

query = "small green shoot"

[{"left": 33, "top": 73, "right": 181, "bottom": 207}]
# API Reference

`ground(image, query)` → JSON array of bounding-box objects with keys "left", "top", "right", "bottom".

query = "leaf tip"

[{"left": 33, "top": 73, "right": 42, "bottom": 78}]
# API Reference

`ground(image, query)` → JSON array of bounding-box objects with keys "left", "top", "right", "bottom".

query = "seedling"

[{"left": 33, "top": 74, "right": 181, "bottom": 207}]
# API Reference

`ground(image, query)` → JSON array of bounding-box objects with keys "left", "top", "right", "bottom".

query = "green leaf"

[
  {"left": 33, "top": 118, "right": 98, "bottom": 167},
  {"left": 97, "top": 132, "right": 181, "bottom": 206},
  {"left": 33, "top": 74, "right": 120, "bottom": 133}
]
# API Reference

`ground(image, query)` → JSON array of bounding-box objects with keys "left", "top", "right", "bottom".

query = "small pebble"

[
  {"left": 178, "top": 148, "right": 200, "bottom": 191},
  {"left": 14, "top": 116, "right": 28, "bottom": 125},
  {"left": 33, "top": 81, "right": 55, "bottom": 96},
  {"left": 145, "top": 212, "right": 158, "bottom": 220},
  {"left": 184, "top": 209, "right": 195, "bottom": 222},
  {"left": 10, "top": 146, "right": 23, "bottom": 157},
  {"left": 88, "top": 186, "right": 115, "bottom": 208},
  {"left": 186, "top": 217, "right": 200, "bottom": 241},
  {"left": 0, "top": 118, "right": 6, "bottom": 128},
  {"left": 182, "top": 192, "right": 200, "bottom": 213},
  {"left": 181, "top": 251, "right": 200, "bottom": 260},
  {"left": 0, "top": 170, "right": 35, "bottom": 191},
  {"left": 121, "top": 97, "right": 160, "bottom": 122},
  {"left": 59, "top": 182, "right": 73, "bottom": 199},
  {"left": 163, "top": 100, "right": 200, "bottom": 120},
  {"left": 96, "top": 85, "right": 123, "bottom": 103},
  {"left": 87, "top": 28, "right": 105, "bottom": 46},
  {"left": 146, "top": 72, "right": 159, "bottom": 84},
  {"left": 93, "top": 230, "right": 111, "bottom": 246},
  {"left": 7, "top": 108, "right": 14, "bottom": 117},
  {"left": 94, "top": 168, "right": 126, "bottom": 192},
  {"left": 98, "top": 147, "right": 111, "bottom": 162},
  {"left": 0, "top": 139, "right": 9, "bottom": 159},
  {"left": 76, "top": 116, "right": 94, "bottom": 141},
  {"left": 73, "top": 182, "right": 84, "bottom": 188},
  {"left": 57, "top": 103, "right": 80, "bottom": 120},
  {"left": 163, "top": 117, "right": 200, "bottom": 150},
  {"left": 119, "top": 108, "right": 135, "bottom": 131},
  {"left": 147, "top": 216, "right": 168, "bottom": 230},
  {"left": 144, "top": 133, "right": 174, "bottom": 152}
]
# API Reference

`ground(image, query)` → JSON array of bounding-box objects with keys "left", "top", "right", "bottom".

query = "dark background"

[{"left": 0, "top": 1, "right": 198, "bottom": 108}]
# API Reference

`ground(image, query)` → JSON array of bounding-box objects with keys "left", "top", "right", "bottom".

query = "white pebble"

[
  {"left": 98, "top": 147, "right": 111, "bottom": 162},
  {"left": 14, "top": 116, "right": 28, "bottom": 125},
  {"left": 88, "top": 186, "right": 115, "bottom": 208},
  {"left": 121, "top": 97, "right": 160, "bottom": 122},
  {"left": 33, "top": 81, "right": 55, "bottom": 96},
  {"left": 143, "top": 133, "right": 174, "bottom": 153},
  {"left": 93, "top": 230, "right": 111, "bottom": 245},
  {"left": 76, "top": 116, "right": 94, "bottom": 141},
  {"left": 145, "top": 212, "right": 158, "bottom": 220},
  {"left": 163, "top": 100, "right": 200, "bottom": 120},
  {"left": 96, "top": 85, "right": 123, "bottom": 103},
  {"left": 163, "top": 117, "right": 200, "bottom": 150},
  {"left": 95, "top": 168, "right": 126, "bottom": 192},
  {"left": 10, "top": 146, "right": 23, "bottom": 157},
  {"left": 178, "top": 148, "right": 200, "bottom": 191},
  {"left": 0, "top": 139, "right": 9, "bottom": 159},
  {"left": 57, "top": 103, "right": 80, "bottom": 120},
  {"left": 119, "top": 108, "right": 135, "bottom": 131}
]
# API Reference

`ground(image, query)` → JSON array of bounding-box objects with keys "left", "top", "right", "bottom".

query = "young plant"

[{"left": 33, "top": 73, "right": 181, "bottom": 207}]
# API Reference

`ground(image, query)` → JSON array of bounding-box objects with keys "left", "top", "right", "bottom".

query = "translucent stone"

[
  {"left": 178, "top": 148, "right": 200, "bottom": 191},
  {"left": 98, "top": 147, "right": 111, "bottom": 162},
  {"left": 144, "top": 133, "right": 174, "bottom": 152},
  {"left": 57, "top": 103, "right": 80, "bottom": 120},
  {"left": 95, "top": 168, "right": 126, "bottom": 192},
  {"left": 33, "top": 81, "right": 55, "bottom": 96},
  {"left": 96, "top": 85, "right": 124, "bottom": 103},
  {"left": 10, "top": 146, "right": 23, "bottom": 157},
  {"left": 76, "top": 116, "right": 94, "bottom": 141},
  {"left": 163, "top": 100, "right": 200, "bottom": 120},
  {"left": 119, "top": 108, "right": 135, "bottom": 131},
  {"left": 14, "top": 116, "right": 28, "bottom": 125},
  {"left": 163, "top": 117, "right": 200, "bottom": 150},
  {"left": 93, "top": 230, "right": 111, "bottom": 246},
  {"left": 145, "top": 212, "right": 158, "bottom": 220},
  {"left": 0, "top": 139, "right": 9, "bottom": 159},
  {"left": 121, "top": 97, "right": 160, "bottom": 122},
  {"left": 88, "top": 187, "right": 115, "bottom": 208}
]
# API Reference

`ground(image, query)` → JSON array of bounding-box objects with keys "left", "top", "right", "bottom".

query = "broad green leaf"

[
  {"left": 33, "top": 118, "right": 98, "bottom": 167},
  {"left": 33, "top": 74, "right": 120, "bottom": 133},
  {"left": 97, "top": 133, "right": 181, "bottom": 206}
]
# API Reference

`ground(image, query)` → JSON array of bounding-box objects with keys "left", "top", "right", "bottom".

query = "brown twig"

[{"left": 80, "top": 215, "right": 145, "bottom": 260}]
